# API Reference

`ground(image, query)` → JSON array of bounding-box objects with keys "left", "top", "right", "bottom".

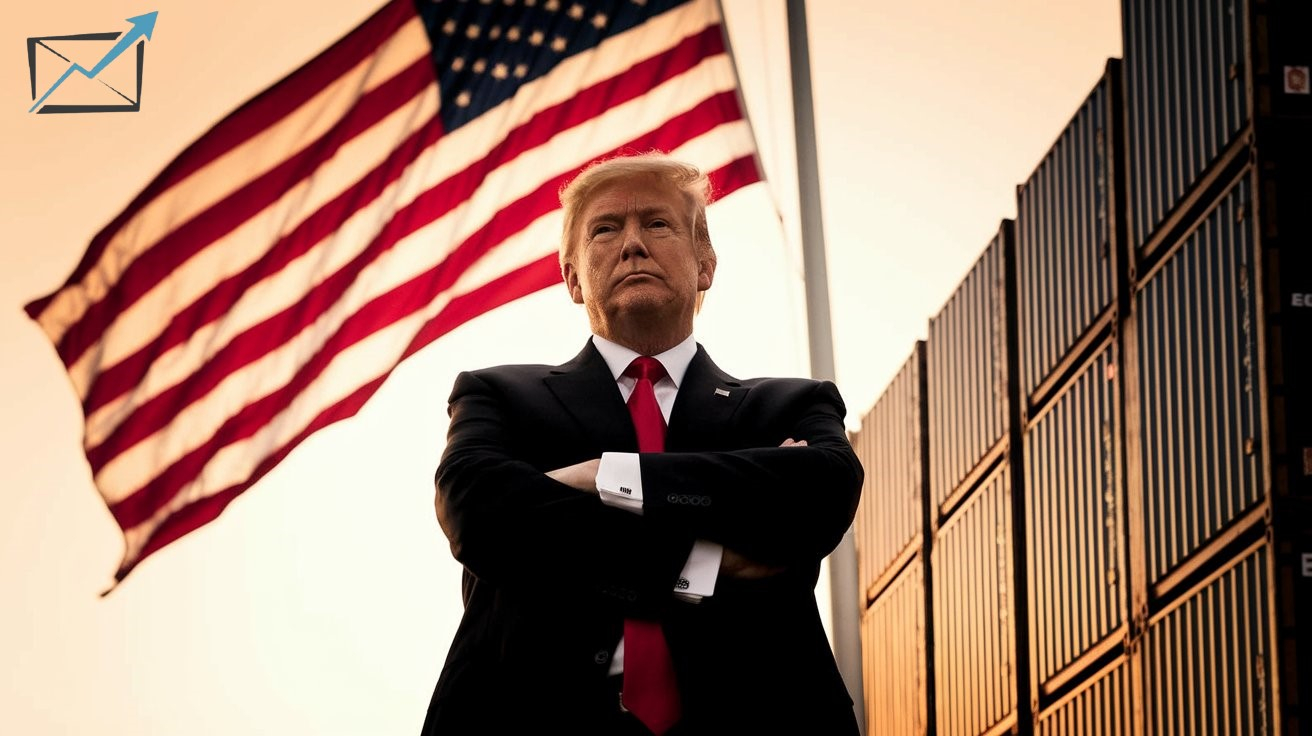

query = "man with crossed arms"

[{"left": 422, "top": 153, "right": 862, "bottom": 735}]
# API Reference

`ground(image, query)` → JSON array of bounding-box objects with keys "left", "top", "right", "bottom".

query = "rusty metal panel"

[
  {"left": 854, "top": 344, "right": 926, "bottom": 600},
  {"left": 862, "top": 557, "right": 929, "bottom": 736},
  {"left": 928, "top": 227, "right": 1011, "bottom": 516},
  {"left": 1035, "top": 659, "right": 1133, "bottom": 736},
  {"left": 932, "top": 463, "right": 1016, "bottom": 736},
  {"left": 1143, "top": 542, "right": 1275, "bottom": 735},
  {"left": 1016, "top": 69, "right": 1117, "bottom": 402},
  {"left": 1025, "top": 346, "right": 1126, "bottom": 688},
  {"left": 1135, "top": 178, "right": 1261, "bottom": 585},
  {"left": 1121, "top": 0, "right": 1250, "bottom": 249}
]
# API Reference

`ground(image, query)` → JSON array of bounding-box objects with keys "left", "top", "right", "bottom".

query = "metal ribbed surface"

[
  {"left": 853, "top": 345, "right": 925, "bottom": 599},
  {"left": 932, "top": 464, "right": 1016, "bottom": 736},
  {"left": 1144, "top": 543, "right": 1274, "bottom": 735},
  {"left": 1136, "top": 178, "right": 1261, "bottom": 584},
  {"left": 1036, "top": 660, "right": 1133, "bottom": 735},
  {"left": 1016, "top": 72, "right": 1115, "bottom": 401},
  {"left": 1122, "top": 0, "right": 1250, "bottom": 248},
  {"left": 862, "top": 557, "right": 928, "bottom": 736},
  {"left": 1025, "top": 347, "right": 1126, "bottom": 687},
  {"left": 928, "top": 231, "right": 1010, "bottom": 514}
]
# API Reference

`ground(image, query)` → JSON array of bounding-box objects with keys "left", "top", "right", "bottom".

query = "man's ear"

[
  {"left": 697, "top": 256, "right": 716, "bottom": 292},
  {"left": 562, "top": 262, "right": 585, "bottom": 304}
]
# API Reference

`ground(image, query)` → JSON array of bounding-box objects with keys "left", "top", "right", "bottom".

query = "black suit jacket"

[{"left": 422, "top": 341, "right": 863, "bottom": 735}]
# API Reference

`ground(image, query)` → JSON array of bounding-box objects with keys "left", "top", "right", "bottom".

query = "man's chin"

[{"left": 609, "top": 293, "right": 687, "bottom": 320}]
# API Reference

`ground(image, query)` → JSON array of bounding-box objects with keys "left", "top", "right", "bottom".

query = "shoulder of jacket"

[
  {"left": 466, "top": 362, "right": 559, "bottom": 381},
  {"left": 737, "top": 376, "right": 827, "bottom": 392}
]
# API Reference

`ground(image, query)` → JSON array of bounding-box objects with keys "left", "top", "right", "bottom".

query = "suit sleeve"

[
  {"left": 434, "top": 370, "right": 693, "bottom": 613},
  {"left": 640, "top": 380, "right": 863, "bottom": 568}
]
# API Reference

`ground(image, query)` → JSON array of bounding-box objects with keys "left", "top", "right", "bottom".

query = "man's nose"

[{"left": 620, "top": 223, "right": 649, "bottom": 259}]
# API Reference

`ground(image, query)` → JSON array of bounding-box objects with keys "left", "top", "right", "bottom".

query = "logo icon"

[
  {"left": 27, "top": 11, "right": 158, "bottom": 114},
  {"left": 1286, "top": 66, "right": 1310, "bottom": 95}
]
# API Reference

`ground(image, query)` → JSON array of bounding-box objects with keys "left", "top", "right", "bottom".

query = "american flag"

[{"left": 26, "top": 0, "right": 761, "bottom": 585}]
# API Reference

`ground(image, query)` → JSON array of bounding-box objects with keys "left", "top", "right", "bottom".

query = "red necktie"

[{"left": 621, "top": 356, "right": 681, "bottom": 734}]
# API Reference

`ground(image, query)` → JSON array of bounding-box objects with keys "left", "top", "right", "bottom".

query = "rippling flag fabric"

[{"left": 25, "top": 0, "right": 761, "bottom": 585}]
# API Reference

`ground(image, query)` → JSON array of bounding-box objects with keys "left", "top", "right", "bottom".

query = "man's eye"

[
  {"left": 648, "top": 219, "right": 669, "bottom": 229},
  {"left": 591, "top": 225, "right": 616, "bottom": 237}
]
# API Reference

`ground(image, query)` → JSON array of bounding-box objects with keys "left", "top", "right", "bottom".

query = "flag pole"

[{"left": 785, "top": 0, "right": 865, "bottom": 730}]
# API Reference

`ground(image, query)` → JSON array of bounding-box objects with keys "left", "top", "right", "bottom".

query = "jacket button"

[
  {"left": 667, "top": 493, "right": 678, "bottom": 504},
  {"left": 594, "top": 650, "right": 610, "bottom": 665}
]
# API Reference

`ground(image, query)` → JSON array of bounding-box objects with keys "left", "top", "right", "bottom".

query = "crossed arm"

[
  {"left": 435, "top": 370, "right": 862, "bottom": 609},
  {"left": 546, "top": 439, "right": 811, "bottom": 580}
]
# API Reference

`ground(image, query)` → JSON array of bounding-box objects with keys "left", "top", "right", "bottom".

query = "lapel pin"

[{"left": 714, "top": 388, "right": 731, "bottom": 397}]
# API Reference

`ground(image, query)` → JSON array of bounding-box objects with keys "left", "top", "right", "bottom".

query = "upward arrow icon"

[{"left": 29, "top": 12, "right": 158, "bottom": 113}]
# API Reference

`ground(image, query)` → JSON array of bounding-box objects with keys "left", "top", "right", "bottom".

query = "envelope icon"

[{"left": 27, "top": 12, "right": 156, "bottom": 114}]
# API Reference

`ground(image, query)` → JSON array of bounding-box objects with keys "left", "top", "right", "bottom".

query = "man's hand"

[
  {"left": 720, "top": 547, "right": 788, "bottom": 580},
  {"left": 546, "top": 458, "right": 601, "bottom": 493}
]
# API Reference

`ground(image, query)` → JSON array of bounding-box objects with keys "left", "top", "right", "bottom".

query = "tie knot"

[{"left": 625, "top": 356, "right": 667, "bottom": 383}]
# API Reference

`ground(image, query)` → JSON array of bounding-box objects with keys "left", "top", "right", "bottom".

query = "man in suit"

[{"left": 422, "top": 153, "right": 863, "bottom": 735}]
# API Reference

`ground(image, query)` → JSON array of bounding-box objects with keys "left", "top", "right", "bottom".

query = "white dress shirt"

[{"left": 589, "top": 334, "right": 724, "bottom": 675}]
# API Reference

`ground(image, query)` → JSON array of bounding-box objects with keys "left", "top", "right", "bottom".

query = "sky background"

[{"left": 1, "top": 1, "right": 1120, "bottom": 733}]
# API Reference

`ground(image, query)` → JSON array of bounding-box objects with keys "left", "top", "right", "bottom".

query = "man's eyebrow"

[{"left": 585, "top": 204, "right": 677, "bottom": 226}]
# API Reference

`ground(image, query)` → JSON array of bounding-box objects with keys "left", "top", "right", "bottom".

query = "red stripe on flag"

[
  {"left": 707, "top": 155, "right": 761, "bottom": 204},
  {"left": 78, "top": 27, "right": 727, "bottom": 418},
  {"left": 25, "top": 0, "right": 418, "bottom": 321}
]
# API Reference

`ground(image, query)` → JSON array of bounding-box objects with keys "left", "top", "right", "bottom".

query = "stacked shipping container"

[
  {"left": 927, "top": 225, "right": 1023, "bottom": 735},
  {"left": 852, "top": 345, "right": 932, "bottom": 736},
  {"left": 850, "top": 0, "right": 1311, "bottom": 732}
]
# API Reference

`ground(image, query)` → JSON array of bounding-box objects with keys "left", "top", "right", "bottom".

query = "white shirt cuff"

[
  {"left": 674, "top": 540, "right": 723, "bottom": 602},
  {"left": 596, "top": 452, "right": 643, "bottom": 514}
]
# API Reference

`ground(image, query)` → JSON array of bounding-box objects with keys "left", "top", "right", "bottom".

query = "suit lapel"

[
  {"left": 543, "top": 341, "right": 639, "bottom": 452},
  {"left": 666, "top": 345, "right": 745, "bottom": 452}
]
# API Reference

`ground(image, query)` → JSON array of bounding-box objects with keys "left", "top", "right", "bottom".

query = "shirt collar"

[{"left": 591, "top": 334, "right": 696, "bottom": 388}]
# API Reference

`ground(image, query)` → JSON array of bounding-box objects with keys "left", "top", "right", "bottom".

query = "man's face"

[{"left": 564, "top": 174, "right": 714, "bottom": 333}]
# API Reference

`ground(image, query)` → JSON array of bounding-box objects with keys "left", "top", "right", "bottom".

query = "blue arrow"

[{"left": 29, "top": 12, "right": 158, "bottom": 113}]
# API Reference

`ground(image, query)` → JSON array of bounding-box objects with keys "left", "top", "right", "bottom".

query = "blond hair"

[{"left": 558, "top": 152, "right": 715, "bottom": 272}]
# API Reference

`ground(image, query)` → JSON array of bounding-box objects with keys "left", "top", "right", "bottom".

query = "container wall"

[
  {"left": 932, "top": 464, "right": 1016, "bottom": 736},
  {"left": 1016, "top": 71, "right": 1116, "bottom": 402},
  {"left": 1135, "top": 177, "right": 1262, "bottom": 584},
  {"left": 1121, "top": 0, "right": 1250, "bottom": 249},
  {"left": 928, "top": 230, "right": 1010, "bottom": 514},
  {"left": 862, "top": 557, "right": 929, "bottom": 736},
  {"left": 853, "top": 345, "right": 925, "bottom": 600},
  {"left": 1143, "top": 542, "right": 1274, "bottom": 735},
  {"left": 1035, "top": 659, "right": 1133, "bottom": 736},
  {"left": 1026, "top": 346, "right": 1126, "bottom": 688}
]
